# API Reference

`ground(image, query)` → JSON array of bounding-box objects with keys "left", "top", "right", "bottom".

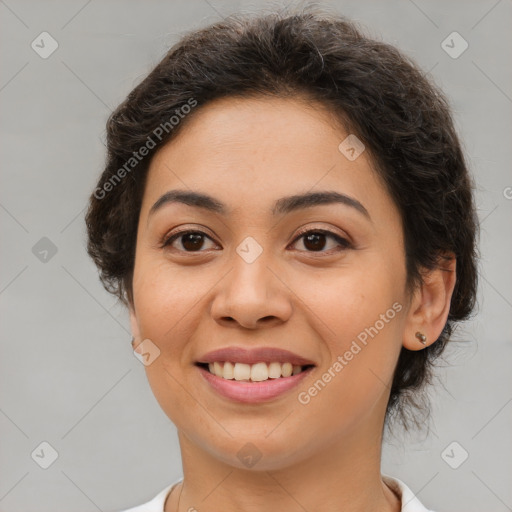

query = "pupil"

[
  {"left": 180, "top": 232, "right": 328, "bottom": 252},
  {"left": 304, "top": 233, "right": 326, "bottom": 251},
  {"left": 183, "top": 233, "right": 204, "bottom": 251}
]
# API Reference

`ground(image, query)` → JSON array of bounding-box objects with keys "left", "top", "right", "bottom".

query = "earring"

[{"left": 415, "top": 331, "right": 427, "bottom": 345}]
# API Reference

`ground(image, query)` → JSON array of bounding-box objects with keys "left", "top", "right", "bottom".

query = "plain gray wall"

[{"left": 1, "top": 1, "right": 511, "bottom": 511}]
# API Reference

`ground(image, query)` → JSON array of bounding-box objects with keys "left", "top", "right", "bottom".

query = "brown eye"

[
  {"left": 291, "top": 229, "right": 351, "bottom": 253},
  {"left": 162, "top": 230, "right": 217, "bottom": 252},
  {"left": 161, "top": 228, "right": 351, "bottom": 255},
  {"left": 303, "top": 232, "right": 327, "bottom": 251}
]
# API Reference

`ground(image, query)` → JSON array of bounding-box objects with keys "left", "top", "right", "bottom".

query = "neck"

[{"left": 167, "top": 415, "right": 400, "bottom": 512}]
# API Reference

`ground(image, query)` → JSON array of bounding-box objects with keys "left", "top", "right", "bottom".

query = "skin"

[{"left": 128, "top": 95, "right": 456, "bottom": 512}]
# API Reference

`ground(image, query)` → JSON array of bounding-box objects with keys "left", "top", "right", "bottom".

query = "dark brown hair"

[{"left": 85, "top": 6, "right": 478, "bottom": 428}]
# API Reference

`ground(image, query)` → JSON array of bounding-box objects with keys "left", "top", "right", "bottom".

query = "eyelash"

[{"left": 160, "top": 227, "right": 352, "bottom": 255}]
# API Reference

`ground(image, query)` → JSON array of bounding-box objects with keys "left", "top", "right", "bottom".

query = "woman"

[{"left": 86, "top": 7, "right": 478, "bottom": 512}]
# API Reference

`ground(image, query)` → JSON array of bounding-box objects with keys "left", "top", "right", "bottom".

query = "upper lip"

[{"left": 196, "top": 347, "right": 316, "bottom": 366}]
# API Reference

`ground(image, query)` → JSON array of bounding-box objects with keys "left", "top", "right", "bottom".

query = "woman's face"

[{"left": 130, "top": 96, "right": 412, "bottom": 469}]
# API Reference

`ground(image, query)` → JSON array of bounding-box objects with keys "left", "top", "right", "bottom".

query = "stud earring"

[{"left": 415, "top": 331, "right": 427, "bottom": 345}]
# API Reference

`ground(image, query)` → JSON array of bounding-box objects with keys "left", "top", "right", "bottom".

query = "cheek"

[
  {"left": 302, "top": 256, "right": 405, "bottom": 347},
  {"left": 293, "top": 261, "right": 405, "bottom": 416},
  {"left": 131, "top": 257, "right": 223, "bottom": 426},
  {"left": 132, "top": 258, "right": 203, "bottom": 346},
  {"left": 131, "top": 264, "right": 197, "bottom": 427}
]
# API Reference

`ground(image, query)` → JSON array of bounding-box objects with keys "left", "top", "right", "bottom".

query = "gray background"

[{"left": 1, "top": 0, "right": 511, "bottom": 510}]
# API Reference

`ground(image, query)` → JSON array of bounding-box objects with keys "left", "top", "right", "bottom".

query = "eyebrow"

[{"left": 149, "top": 189, "right": 370, "bottom": 220}]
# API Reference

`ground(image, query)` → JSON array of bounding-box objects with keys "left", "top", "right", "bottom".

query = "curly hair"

[{"left": 85, "top": 6, "right": 478, "bottom": 429}]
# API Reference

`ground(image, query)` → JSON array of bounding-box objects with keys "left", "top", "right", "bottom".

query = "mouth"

[
  {"left": 195, "top": 361, "right": 315, "bottom": 382},
  {"left": 194, "top": 347, "right": 316, "bottom": 403}
]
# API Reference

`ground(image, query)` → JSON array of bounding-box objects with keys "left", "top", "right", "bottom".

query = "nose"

[{"left": 210, "top": 253, "right": 293, "bottom": 330}]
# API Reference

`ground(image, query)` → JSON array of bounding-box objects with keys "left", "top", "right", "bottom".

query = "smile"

[
  {"left": 196, "top": 362, "right": 314, "bottom": 403},
  {"left": 202, "top": 361, "right": 312, "bottom": 381}
]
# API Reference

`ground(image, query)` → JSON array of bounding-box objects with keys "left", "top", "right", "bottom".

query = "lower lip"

[{"left": 197, "top": 365, "right": 314, "bottom": 403}]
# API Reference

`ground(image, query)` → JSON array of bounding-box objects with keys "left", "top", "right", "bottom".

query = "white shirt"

[{"left": 119, "top": 475, "right": 435, "bottom": 511}]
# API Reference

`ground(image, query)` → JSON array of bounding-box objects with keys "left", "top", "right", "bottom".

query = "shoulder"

[
  {"left": 382, "top": 475, "right": 437, "bottom": 512},
  {"left": 118, "top": 477, "right": 436, "bottom": 512},
  {"left": 118, "top": 480, "right": 181, "bottom": 512}
]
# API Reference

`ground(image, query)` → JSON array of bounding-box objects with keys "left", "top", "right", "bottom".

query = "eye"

[
  {"left": 290, "top": 228, "right": 351, "bottom": 253},
  {"left": 161, "top": 230, "right": 218, "bottom": 252},
  {"left": 161, "top": 228, "right": 351, "bottom": 254}
]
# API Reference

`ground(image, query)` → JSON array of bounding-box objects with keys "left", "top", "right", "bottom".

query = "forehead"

[{"left": 141, "top": 95, "right": 395, "bottom": 222}]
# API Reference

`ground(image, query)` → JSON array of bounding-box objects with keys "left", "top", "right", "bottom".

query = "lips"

[
  {"left": 196, "top": 364, "right": 314, "bottom": 403},
  {"left": 196, "top": 346, "right": 316, "bottom": 367},
  {"left": 195, "top": 346, "right": 316, "bottom": 403}
]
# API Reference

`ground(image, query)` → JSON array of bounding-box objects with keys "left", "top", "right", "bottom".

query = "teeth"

[
  {"left": 223, "top": 361, "right": 234, "bottom": 379},
  {"left": 233, "top": 363, "right": 251, "bottom": 381},
  {"left": 250, "top": 362, "right": 268, "bottom": 382},
  {"left": 205, "top": 361, "right": 306, "bottom": 381},
  {"left": 268, "top": 362, "right": 282, "bottom": 378},
  {"left": 213, "top": 361, "right": 223, "bottom": 378},
  {"left": 281, "top": 362, "right": 293, "bottom": 377}
]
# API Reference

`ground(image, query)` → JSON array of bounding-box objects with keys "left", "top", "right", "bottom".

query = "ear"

[
  {"left": 403, "top": 253, "right": 457, "bottom": 351},
  {"left": 129, "top": 304, "right": 141, "bottom": 350}
]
